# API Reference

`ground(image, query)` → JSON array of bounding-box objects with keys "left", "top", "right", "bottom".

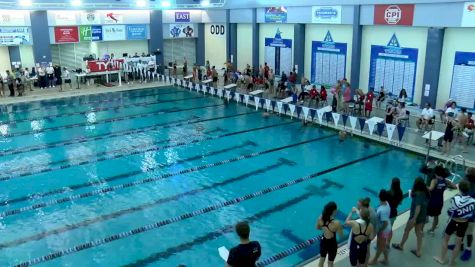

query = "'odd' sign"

[{"left": 209, "top": 25, "right": 225, "bottom": 35}]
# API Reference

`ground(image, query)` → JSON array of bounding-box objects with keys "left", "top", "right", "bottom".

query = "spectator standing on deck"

[
  {"left": 427, "top": 166, "right": 457, "bottom": 235},
  {"left": 316, "top": 201, "right": 343, "bottom": 267},
  {"left": 369, "top": 190, "right": 391, "bottom": 265},
  {"left": 434, "top": 180, "right": 475, "bottom": 265},
  {"left": 226, "top": 221, "right": 261, "bottom": 267},
  {"left": 392, "top": 177, "right": 430, "bottom": 258},
  {"left": 387, "top": 178, "right": 403, "bottom": 247}
]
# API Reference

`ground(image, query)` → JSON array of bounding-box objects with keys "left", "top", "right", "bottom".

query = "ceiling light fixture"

[
  {"left": 136, "top": 0, "right": 146, "bottom": 7},
  {"left": 71, "top": 0, "right": 82, "bottom": 7},
  {"left": 201, "top": 0, "right": 210, "bottom": 7},
  {"left": 161, "top": 0, "right": 171, "bottom": 8},
  {"left": 19, "top": 0, "right": 32, "bottom": 7}
]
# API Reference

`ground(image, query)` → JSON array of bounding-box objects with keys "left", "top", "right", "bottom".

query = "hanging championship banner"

[
  {"left": 265, "top": 99, "right": 271, "bottom": 111},
  {"left": 277, "top": 101, "right": 283, "bottom": 114},
  {"left": 302, "top": 107, "right": 309, "bottom": 120},
  {"left": 349, "top": 116, "right": 357, "bottom": 131},
  {"left": 386, "top": 123, "right": 396, "bottom": 141},
  {"left": 289, "top": 104, "right": 296, "bottom": 118},
  {"left": 332, "top": 112, "right": 340, "bottom": 127}
]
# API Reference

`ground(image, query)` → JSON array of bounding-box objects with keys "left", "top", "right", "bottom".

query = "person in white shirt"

[
  {"left": 416, "top": 103, "right": 434, "bottom": 131},
  {"left": 63, "top": 67, "right": 72, "bottom": 89},
  {"left": 38, "top": 66, "right": 46, "bottom": 89},
  {"left": 445, "top": 102, "right": 458, "bottom": 121},
  {"left": 46, "top": 64, "right": 55, "bottom": 88},
  {"left": 23, "top": 68, "right": 33, "bottom": 91},
  {"left": 148, "top": 60, "right": 155, "bottom": 80}
]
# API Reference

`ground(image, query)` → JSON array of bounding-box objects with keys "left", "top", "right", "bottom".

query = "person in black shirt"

[{"left": 227, "top": 221, "right": 261, "bottom": 267}]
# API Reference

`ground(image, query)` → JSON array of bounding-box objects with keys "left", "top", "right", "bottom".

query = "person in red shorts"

[{"left": 365, "top": 89, "right": 375, "bottom": 117}]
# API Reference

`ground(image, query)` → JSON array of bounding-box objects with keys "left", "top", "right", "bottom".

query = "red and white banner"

[
  {"left": 374, "top": 4, "right": 414, "bottom": 26},
  {"left": 54, "top": 26, "right": 79, "bottom": 43},
  {"left": 87, "top": 59, "right": 124, "bottom": 72}
]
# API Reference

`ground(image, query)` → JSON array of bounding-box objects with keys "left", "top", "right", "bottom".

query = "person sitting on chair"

[{"left": 416, "top": 103, "right": 434, "bottom": 132}]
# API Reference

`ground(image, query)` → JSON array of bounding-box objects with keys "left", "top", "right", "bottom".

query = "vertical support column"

[
  {"left": 30, "top": 11, "right": 52, "bottom": 64},
  {"left": 350, "top": 6, "right": 362, "bottom": 88},
  {"left": 229, "top": 23, "right": 237, "bottom": 67},
  {"left": 293, "top": 24, "right": 305, "bottom": 80},
  {"left": 196, "top": 23, "right": 205, "bottom": 66},
  {"left": 252, "top": 8, "right": 259, "bottom": 71},
  {"left": 421, "top": 28, "right": 444, "bottom": 107},
  {"left": 149, "top": 10, "right": 164, "bottom": 66},
  {"left": 8, "top": 46, "right": 21, "bottom": 69}
]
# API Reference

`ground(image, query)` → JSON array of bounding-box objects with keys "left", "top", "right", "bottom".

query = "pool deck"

[{"left": 303, "top": 190, "right": 474, "bottom": 267}]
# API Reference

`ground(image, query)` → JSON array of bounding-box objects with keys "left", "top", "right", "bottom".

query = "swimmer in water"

[
  {"left": 339, "top": 131, "right": 347, "bottom": 142},
  {"left": 263, "top": 112, "right": 270, "bottom": 118}
]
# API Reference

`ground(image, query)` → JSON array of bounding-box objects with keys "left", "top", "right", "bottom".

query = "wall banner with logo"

[
  {"left": 311, "top": 31, "right": 347, "bottom": 85},
  {"left": 368, "top": 34, "right": 418, "bottom": 100},
  {"left": 54, "top": 26, "right": 79, "bottom": 43},
  {"left": 169, "top": 24, "right": 195, "bottom": 38},
  {"left": 374, "top": 4, "right": 414, "bottom": 26},
  {"left": 103, "top": 12, "right": 124, "bottom": 24},
  {"left": 54, "top": 12, "right": 77, "bottom": 26},
  {"left": 126, "top": 24, "right": 147, "bottom": 40},
  {"left": 312, "top": 6, "right": 342, "bottom": 24},
  {"left": 0, "top": 27, "right": 31, "bottom": 45},
  {"left": 462, "top": 2, "right": 475, "bottom": 27},
  {"left": 0, "top": 12, "right": 27, "bottom": 26},
  {"left": 79, "top": 25, "right": 102, "bottom": 42},
  {"left": 265, "top": 7, "right": 288, "bottom": 23},
  {"left": 81, "top": 11, "right": 101, "bottom": 25},
  {"left": 175, "top": 11, "right": 191, "bottom": 22},
  {"left": 102, "top": 25, "right": 126, "bottom": 41},
  {"left": 264, "top": 28, "right": 293, "bottom": 75}
]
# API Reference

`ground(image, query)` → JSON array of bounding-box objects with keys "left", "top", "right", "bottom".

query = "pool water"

[{"left": 0, "top": 86, "right": 425, "bottom": 266}]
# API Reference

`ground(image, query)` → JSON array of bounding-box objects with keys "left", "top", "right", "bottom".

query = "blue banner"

[
  {"left": 264, "top": 29, "right": 292, "bottom": 75},
  {"left": 368, "top": 34, "right": 418, "bottom": 101},
  {"left": 126, "top": 25, "right": 147, "bottom": 40},
  {"left": 265, "top": 7, "right": 288, "bottom": 23},
  {"left": 91, "top": 25, "right": 102, "bottom": 41},
  {"left": 311, "top": 31, "right": 347, "bottom": 85}
]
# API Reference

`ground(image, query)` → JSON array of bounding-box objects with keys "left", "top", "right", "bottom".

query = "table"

[
  {"left": 202, "top": 79, "right": 213, "bottom": 85},
  {"left": 224, "top": 83, "right": 237, "bottom": 90},
  {"left": 249, "top": 89, "right": 264, "bottom": 96},
  {"left": 74, "top": 70, "right": 122, "bottom": 89},
  {"left": 281, "top": 97, "right": 294, "bottom": 104},
  {"left": 422, "top": 130, "right": 445, "bottom": 162}
]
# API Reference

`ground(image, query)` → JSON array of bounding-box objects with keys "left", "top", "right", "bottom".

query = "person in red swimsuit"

[{"left": 365, "top": 89, "right": 375, "bottom": 117}]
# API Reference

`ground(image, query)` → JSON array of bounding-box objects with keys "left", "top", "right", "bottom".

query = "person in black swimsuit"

[
  {"left": 316, "top": 201, "right": 343, "bottom": 267},
  {"left": 427, "top": 166, "right": 456, "bottom": 235},
  {"left": 443, "top": 119, "right": 455, "bottom": 154},
  {"left": 346, "top": 207, "right": 374, "bottom": 267}
]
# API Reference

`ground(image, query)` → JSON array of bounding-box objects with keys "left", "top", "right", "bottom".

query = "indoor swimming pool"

[{"left": 0, "top": 87, "right": 424, "bottom": 266}]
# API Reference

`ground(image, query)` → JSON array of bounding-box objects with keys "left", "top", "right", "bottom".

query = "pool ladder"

[{"left": 445, "top": 155, "right": 466, "bottom": 183}]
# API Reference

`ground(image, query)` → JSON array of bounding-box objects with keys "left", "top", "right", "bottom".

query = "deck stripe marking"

[
  {"left": 2, "top": 102, "right": 223, "bottom": 138},
  {"left": 1, "top": 95, "right": 200, "bottom": 125},
  {"left": 1, "top": 130, "right": 325, "bottom": 217},
  {"left": 0, "top": 158, "right": 293, "bottom": 249},
  {"left": 0, "top": 119, "right": 290, "bottom": 182},
  {"left": 12, "top": 148, "right": 391, "bottom": 267}
]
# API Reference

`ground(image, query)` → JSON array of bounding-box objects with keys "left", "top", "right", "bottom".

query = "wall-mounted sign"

[
  {"left": 102, "top": 25, "right": 126, "bottom": 41},
  {"left": 312, "top": 6, "right": 342, "bottom": 24},
  {"left": 104, "top": 12, "right": 123, "bottom": 24},
  {"left": 265, "top": 28, "right": 293, "bottom": 74},
  {"left": 79, "top": 25, "right": 102, "bottom": 42},
  {"left": 126, "top": 24, "right": 147, "bottom": 40},
  {"left": 311, "top": 31, "right": 347, "bottom": 85},
  {"left": 462, "top": 2, "right": 475, "bottom": 27},
  {"left": 265, "top": 7, "right": 288, "bottom": 23},
  {"left": 368, "top": 34, "right": 418, "bottom": 100},
  {"left": 54, "top": 12, "right": 77, "bottom": 26},
  {"left": 209, "top": 24, "right": 225, "bottom": 36},
  {"left": 0, "top": 12, "right": 26, "bottom": 26},
  {"left": 54, "top": 26, "right": 79, "bottom": 43},
  {"left": 175, "top": 11, "right": 191, "bottom": 22},
  {"left": 450, "top": 52, "right": 475, "bottom": 108},
  {"left": 0, "top": 27, "right": 30, "bottom": 45},
  {"left": 374, "top": 4, "right": 414, "bottom": 26},
  {"left": 80, "top": 11, "right": 101, "bottom": 25},
  {"left": 169, "top": 24, "right": 195, "bottom": 38}
]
